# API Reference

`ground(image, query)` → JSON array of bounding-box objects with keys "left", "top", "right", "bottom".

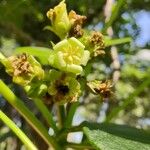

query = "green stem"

[
  {"left": 0, "top": 110, "right": 38, "bottom": 150},
  {"left": 105, "top": 77, "right": 150, "bottom": 122},
  {"left": 57, "top": 123, "right": 84, "bottom": 142},
  {"left": 64, "top": 142, "right": 93, "bottom": 149},
  {"left": 0, "top": 80, "right": 60, "bottom": 150},
  {"left": 102, "top": 0, "right": 125, "bottom": 33},
  {"left": 56, "top": 105, "right": 65, "bottom": 129},
  {"left": 105, "top": 37, "right": 132, "bottom": 47},
  {"left": 57, "top": 102, "right": 79, "bottom": 143},
  {"left": 33, "top": 98, "right": 58, "bottom": 133},
  {"left": 64, "top": 102, "right": 79, "bottom": 128}
]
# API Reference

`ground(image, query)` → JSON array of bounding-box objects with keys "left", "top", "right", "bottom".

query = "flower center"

[{"left": 62, "top": 44, "right": 82, "bottom": 65}]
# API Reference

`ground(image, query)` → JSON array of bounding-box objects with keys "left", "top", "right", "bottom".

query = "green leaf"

[
  {"left": 14, "top": 46, "right": 53, "bottom": 65},
  {"left": 105, "top": 37, "right": 132, "bottom": 47},
  {"left": 83, "top": 123, "right": 150, "bottom": 150}
]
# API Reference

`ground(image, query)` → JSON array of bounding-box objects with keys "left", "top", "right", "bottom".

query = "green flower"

[
  {"left": 46, "top": 0, "right": 71, "bottom": 39},
  {"left": 49, "top": 37, "right": 90, "bottom": 74},
  {"left": 2, "top": 53, "right": 44, "bottom": 86},
  {"left": 48, "top": 70, "right": 80, "bottom": 104}
]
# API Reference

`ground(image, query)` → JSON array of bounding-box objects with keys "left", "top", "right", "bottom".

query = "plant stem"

[
  {"left": 0, "top": 80, "right": 60, "bottom": 150},
  {"left": 64, "top": 102, "right": 79, "bottom": 128},
  {"left": 65, "top": 142, "right": 93, "bottom": 149},
  {"left": 56, "top": 104, "right": 65, "bottom": 129},
  {"left": 57, "top": 123, "right": 84, "bottom": 142},
  {"left": 0, "top": 110, "right": 38, "bottom": 150},
  {"left": 105, "top": 37, "right": 132, "bottom": 47},
  {"left": 34, "top": 98, "right": 58, "bottom": 133},
  {"left": 102, "top": 0, "right": 125, "bottom": 33}
]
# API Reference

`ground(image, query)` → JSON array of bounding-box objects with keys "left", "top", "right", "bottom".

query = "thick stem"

[
  {"left": 34, "top": 98, "right": 58, "bottom": 133},
  {"left": 0, "top": 80, "right": 60, "bottom": 150},
  {"left": 56, "top": 104, "right": 65, "bottom": 129},
  {"left": 0, "top": 110, "right": 38, "bottom": 150}
]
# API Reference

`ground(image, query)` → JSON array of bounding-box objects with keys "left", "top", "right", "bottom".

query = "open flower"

[
  {"left": 48, "top": 70, "right": 80, "bottom": 104},
  {"left": 2, "top": 53, "right": 44, "bottom": 86},
  {"left": 49, "top": 37, "right": 90, "bottom": 74},
  {"left": 46, "top": 0, "right": 71, "bottom": 39}
]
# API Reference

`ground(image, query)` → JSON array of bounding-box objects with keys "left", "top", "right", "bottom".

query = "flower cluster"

[
  {"left": 0, "top": 1, "right": 112, "bottom": 105},
  {"left": 46, "top": 0, "right": 87, "bottom": 39}
]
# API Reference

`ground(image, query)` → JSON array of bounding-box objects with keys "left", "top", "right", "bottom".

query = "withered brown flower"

[
  {"left": 89, "top": 31, "right": 105, "bottom": 57},
  {"left": 8, "top": 53, "right": 33, "bottom": 76},
  {"left": 69, "top": 10, "right": 87, "bottom": 37},
  {"left": 87, "top": 80, "right": 113, "bottom": 99},
  {"left": 3, "top": 53, "right": 44, "bottom": 86}
]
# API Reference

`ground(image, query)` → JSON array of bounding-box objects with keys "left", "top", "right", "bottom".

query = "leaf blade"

[
  {"left": 83, "top": 127, "right": 150, "bottom": 150},
  {"left": 14, "top": 46, "right": 52, "bottom": 65}
]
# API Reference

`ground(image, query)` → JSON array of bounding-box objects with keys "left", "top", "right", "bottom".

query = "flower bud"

[{"left": 46, "top": 0, "right": 71, "bottom": 39}]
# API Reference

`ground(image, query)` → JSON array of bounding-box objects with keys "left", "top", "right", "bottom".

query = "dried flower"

[
  {"left": 2, "top": 53, "right": 44, "bottom": 86},
  {"left": 89, "top": 31, "right": 105, "bottom": 57},
  {"left": 69, "top": 10, "right": 87, "bottom": 37},
  {"left": 87, "top": 80, "right": 113, "bottom": 99},
  {"left": 90, "top": 31, "right": 105, "bottom": 47},
  {"left": 49, "top": 37, "right": 90, "bottom": 74},
  {"left": 79, "top": 31, "right": 105, "bottom": 57}
]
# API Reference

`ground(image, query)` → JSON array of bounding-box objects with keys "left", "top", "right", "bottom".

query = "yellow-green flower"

[
  {"left": 2, "top": 53, "right": 44, "bottom": 86},
  {"left": 49, "top": 37, "right": 90, "bottom": 74},
  {"left": 46, "top": 0, "right": 71, "bottom": 39},
  {"left": 48, "top": 70, "right": 81, "bottom": 104}
]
